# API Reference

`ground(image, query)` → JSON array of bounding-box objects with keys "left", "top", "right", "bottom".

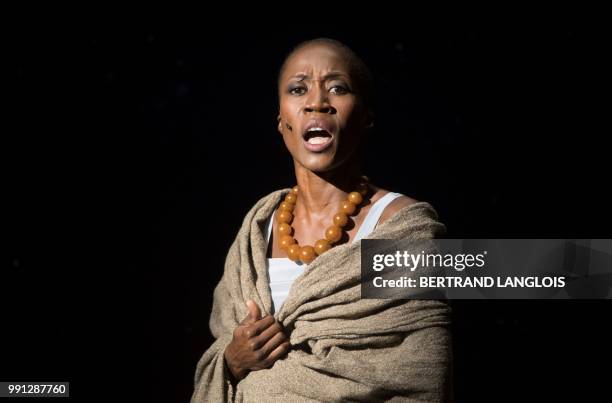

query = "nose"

[{"left": 304, "top": 85, "right": 335, "bottom": 114}]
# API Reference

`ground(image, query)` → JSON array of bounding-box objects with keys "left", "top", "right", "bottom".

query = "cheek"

[
  {"left": 279, "top": 105, "right": 300, "bottom": 149},
  {"left": 337, "top": 101, "right": 364, "bottom": 130},
  {"left": 336, "top": 95, "right": 359, "bottom": 115},
  {"left": 279, "top": 98, "right": 301, "bottom": 123}
]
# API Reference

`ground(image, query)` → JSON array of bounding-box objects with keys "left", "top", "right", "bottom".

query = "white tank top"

[{"left": 265, "top": 192, "right": 403, "bottom": 313}]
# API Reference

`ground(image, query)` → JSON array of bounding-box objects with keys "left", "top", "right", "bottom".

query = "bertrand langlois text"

[{"left": 360, "top": 239, "right": 612, "bottom": 299}]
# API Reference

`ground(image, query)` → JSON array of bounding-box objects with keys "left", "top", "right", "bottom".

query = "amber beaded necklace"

[{"left": 275, "top": 176, "right": 370, "bottom": 264}]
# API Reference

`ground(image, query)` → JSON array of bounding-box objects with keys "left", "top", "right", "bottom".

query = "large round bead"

[
  {"left": 340, "top": 200, "right": 356, "bottom": 215},
  {"left": 285, "top": 193, "right": 297, "bottom": 204},
  {"left": 291, "top": 186, "right": 299, "bottom": 195},
  {"left": 348, "top": 191, "right": 363, "bottom": 205},
  {"left": 277, "top": 210, "right": 293, "bottom": 224},
  {"left": 299, "top": 246, "right": 316, "bottom": 264},
  {"left": 333, "top": 212, "right": 348, "bottom": 227},
  {"left": 279, "top": 235, "right": 295, "bottom": 250},
  {"left": 279, "top": 201, "right": 294, "bottom": 212},
  {"left": 286, "top": 244, "right": 301, "bottom": 261},
  {"left": 325, "top": 225, "right": 342, "bottom": 243},
  {"left": 314, "top": 239, "right": 331, "bottom": 255},
  {"left": 278, "top": 222, "right": 292, "bottom": 236}
]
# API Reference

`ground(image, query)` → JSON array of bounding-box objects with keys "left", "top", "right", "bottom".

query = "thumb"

[{"left": 244, "top": 299, "right": 261, "bottom": 323}]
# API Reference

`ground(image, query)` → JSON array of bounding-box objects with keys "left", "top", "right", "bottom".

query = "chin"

[{"left": 298, "top": 153, "right": 338, "bottom": 172}]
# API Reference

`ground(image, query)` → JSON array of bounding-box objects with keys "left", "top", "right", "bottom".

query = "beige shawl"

[{"left": 191, "top": 188, "right": 452, "bottom": 402}]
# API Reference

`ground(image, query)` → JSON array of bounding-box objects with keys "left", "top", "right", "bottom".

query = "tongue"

[{"left": 307, "top": 136, "right": 331, "bottom": 145}]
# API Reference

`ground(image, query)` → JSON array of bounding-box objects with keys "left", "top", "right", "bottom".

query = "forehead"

[{"left": 282, "top": 44, "right": 352, "bottom": 79}]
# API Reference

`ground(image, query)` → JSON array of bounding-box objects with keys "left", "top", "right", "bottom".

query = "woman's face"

[{"left": 278, "top": 44, "right": 370, "bottom": 173}]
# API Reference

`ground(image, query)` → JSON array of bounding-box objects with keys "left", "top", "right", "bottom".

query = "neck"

[{"left": 292, "top": 158, "right": 363, "bottom": 224}]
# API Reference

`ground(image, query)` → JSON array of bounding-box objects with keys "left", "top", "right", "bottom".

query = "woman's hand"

[{"left": 224, "top": 300, "right": 291, "bottom": 381}]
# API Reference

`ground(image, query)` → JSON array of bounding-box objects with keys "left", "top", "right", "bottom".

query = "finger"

[
  {"left": 244, "top": 300, "right": 261, "bottom": 323},
  {"left": 243, "top": 315, "right": 275, "bottom": 338},
  {"left": 240, "top": 300, "right": 262, "bottom": 325},
  {"left": 251, "top": 321, "right": 284, "bottom": 348},
  {"left": 263, "top": 341, "right": 291, "bottom": 366},
  {"left": 258, "top": 330, "right": 287, "bottom": 358}
]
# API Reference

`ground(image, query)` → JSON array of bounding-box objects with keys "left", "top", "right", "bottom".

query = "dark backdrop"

[{"left": 5, "top": 18, "right": 611, "bottom": 402}]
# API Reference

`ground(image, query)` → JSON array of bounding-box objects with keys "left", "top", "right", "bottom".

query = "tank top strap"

[
  {"left": 266, "top": 209, "right": 275, "bottom": 244},
  {"left": 354, "top": 192, "right": 403, "bottom": 242}
]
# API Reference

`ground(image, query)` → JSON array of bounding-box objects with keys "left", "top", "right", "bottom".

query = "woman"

[{"left": 191, "top": 38, "right": 452, "bottom": 402}]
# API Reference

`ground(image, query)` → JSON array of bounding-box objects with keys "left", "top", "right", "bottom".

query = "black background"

[{"left": 5, "top": 15, "right": 611, "bottom": 402}]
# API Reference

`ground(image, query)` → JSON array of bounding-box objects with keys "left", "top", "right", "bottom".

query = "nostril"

[{"left": 304, "top": 105, "right": 335, "bottom": 114}]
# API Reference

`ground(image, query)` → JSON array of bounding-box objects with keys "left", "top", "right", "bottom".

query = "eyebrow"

[{"left": 291, "top": 72, "right": 349, "bottom": 82}]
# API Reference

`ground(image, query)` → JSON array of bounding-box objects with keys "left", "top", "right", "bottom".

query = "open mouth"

[
  {"left": 303, "top": 127, "right": 333, "bottom": 145},
  {"left": 301, "top": 121, "right": 336, "bottom": 152},
  {"left": 302, "top": 127, "right": 333, "bottom": 152}
]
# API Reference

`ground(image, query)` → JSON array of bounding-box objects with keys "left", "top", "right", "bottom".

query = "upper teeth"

[{"left": 308, "top": 127, "right": 325, "bottom": 132}]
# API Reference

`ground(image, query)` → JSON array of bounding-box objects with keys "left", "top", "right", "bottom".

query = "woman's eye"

[
  {"left": 329, "top": 85, "right": 348, "bottom": 95},
  {"left": 289, "top": 86, "right": 306, "bottom": 95}
]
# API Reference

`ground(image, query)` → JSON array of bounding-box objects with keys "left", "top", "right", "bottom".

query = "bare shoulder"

[{"left": 376, "top": 189, "right": 419, "bottom": 226}]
